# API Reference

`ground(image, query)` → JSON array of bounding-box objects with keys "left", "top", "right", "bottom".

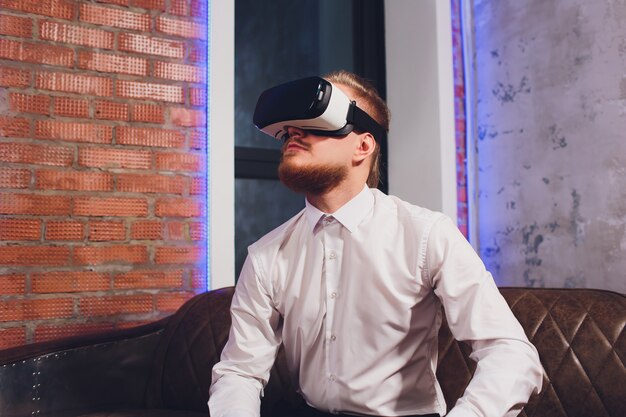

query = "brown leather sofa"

[{"left": 0, "top": 287, "right": 624, "bottom": 417}]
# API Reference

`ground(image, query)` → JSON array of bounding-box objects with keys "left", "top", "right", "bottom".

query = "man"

[{"left": 209, "top": 71, "right": 543, "bottom": 417}]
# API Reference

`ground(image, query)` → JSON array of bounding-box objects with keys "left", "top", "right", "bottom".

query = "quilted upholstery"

[
  {"left": 144, "top": 287, "right": 235, "bottom": 412},
  {"left": 436, "top": 288, "right": 626, "bottom": 417},
  {"left": 146, "top": 287, "right": 625, "bottom": 417}
]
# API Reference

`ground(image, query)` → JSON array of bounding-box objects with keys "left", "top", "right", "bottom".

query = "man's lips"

[{"left": 283, "top": 141, "right": 308, "bottom": 152}]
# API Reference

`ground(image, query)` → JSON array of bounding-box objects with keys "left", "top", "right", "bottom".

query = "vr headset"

[{"left": 253, "top": 76, "right": 386, "bottom": 142}]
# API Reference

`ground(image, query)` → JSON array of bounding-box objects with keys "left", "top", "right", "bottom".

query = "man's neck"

[{"left": 306, "top": 181, "right": 367, "bottom": 214}]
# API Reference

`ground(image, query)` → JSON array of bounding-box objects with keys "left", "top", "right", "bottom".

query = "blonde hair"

[{"left": 324, "top": 70, "right": 390, "bottom": 188}]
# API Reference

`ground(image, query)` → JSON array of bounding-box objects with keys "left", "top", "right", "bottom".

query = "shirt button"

[
  {"left": 329, "top": 374, "right": 337, "bottom": 382},
  {"left": 330, "top": 335, "right": 336, "bottom": 341},
  {"left": 330, "top": 292, "right": 337, "bottom": 299},
  {"left": 328, "top": 251, "right": 336, "bottom": 260}
]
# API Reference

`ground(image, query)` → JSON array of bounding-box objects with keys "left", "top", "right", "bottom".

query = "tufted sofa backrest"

[
  {"left": 437, "top": 288, "right": 626, "bottom": 417},
  {"left": 146, "top": 287, "right": 626, "bottom": 417}
]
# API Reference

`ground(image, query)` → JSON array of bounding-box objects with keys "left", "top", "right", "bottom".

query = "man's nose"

[{"left": 285, "top": 126, "right": 306, "bottom": 138}]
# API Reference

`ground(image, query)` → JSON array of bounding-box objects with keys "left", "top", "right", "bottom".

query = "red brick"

[
  {"left": 0, "top": 116, "right": 30, "bottom": 138},
  {"left": 78, "top": 51, "right": 148, "bottom": 76},
  {"left": 114, "top": 269, "right": 183, "bottom": 289},
  {"left": 189, "top": 221, "right": 205, "bottom": 241},
  {"left": 80, "top": 294, "right": 153, "bottom": 317},
  {"left": 188, "top": 42, "right": 206, "bottom": 63},
  {"left": 39, "top": 20, "right": 114, "bottom": 49},
  {"left": 0, "top": 0, "right": 75, "bottom": 20},
  {"left": 168, "top": 0, "right": 188, "bottom": 16},
  {"left": 0, "top": 274, "right": 26, "bottom": 295},
  {"left": 98, "top": 0, "right": 129, "bottom": 6},
  {"left": 190, "top": 0, "right": 206, "bottom": 18},
  {"left": 156, "top": 292, "right": 194, "bottom": 312},
  {"left": 190, "top": 176, "right": 205, "bottom": 195},
  {"left": 116, "top": 126, "right": 185, "bottom": 148},
  {"left": 165, "top": 221, "right": 186, "bottom": 240},
  {"left": 54, "top": 96, "right": 90, "bottom": 118},
  {"left": 35, "top": 322, "right": 115, "bottom": 342},
  {"left": 73, "top": 197, "right": 148, "bottom": 217},
  {"left": 0, "top": 327, "right": 26, "bottom": 349},
  {"left": 89, "top": 221, "right": 126, "bottom": 241},
  {"left": 35, "top": 169, "right": 113, "bottom": 191},
  {"left": 191, "top": 268, "right": 206, "bottom": 289},
  {"left": 32, "top": 271, "right": 110, "bottom": 293},
  {"left": 117, "top": 173, "right": 186, "bottom": 194},
  {"left": 131, "top": 220, "right": 163, "bottom": 240},
  {"left": 94, "top": 100, "right": 129, "bottom": 121},
  {"left": 45, "top": 220, "right": 84, "bottom": 241},
  {"left": 154, "top": 61, "right": 203, "bottom": 83},
  {"left": 169, "top": 107, "right": 206, "bottom": 127},
  {"left": 0, "top": 218, "right": 40, "bottom": 240},
  {"left": 189, "top": 130, "right": 206, "bottom": 150},
  {"left": 78, "top": 147, "right": 151, "bottom": 170},
  {"left": 36, "top": 71, "right": 112, "bottom": 96},
  {"left": 155, "top": 245, "right": 201, "bottom": 264},
  {"left": 156, "top": 15, "right": 205, "bottom": 39},
  {"left": 189, "top": 87, "right": 206, "bottom": 106},
  {"left": 0, "top": 65, "right": 30, "bottom": 87},
  {"left": 74, "top": 245, "right": 148, "bottom": 265},
  {"left": 35, "top": 120, "right": 113, "bottom": 144},
  {"left": 0, "top": 245, "right": 70, "bottom": 266},
  {"left": 0, "top": 13, "right": 33, "bottom": 37},
  {"left": 9, "top": 93, "right": 50, "bottom": 115},
  {"left": 155, "top": 151, "right": 202, "bottom": 172},
  {"left": 116, "top": 80, "right": 184, "bottom": 103},
  {"left": 0, "top": 142, "right": 73, "bottom": 167},
  {"left": 118, "top": 33, "right": 184, "bottom": 59},
  {"left": 131, "top": 0, "right": 165, "bottom": 11},
  {"left": 0, "top": 39, "right": 73, "bottom": 67},
  {"left": 0, "top": 167, "right": 31, "bottom": 189},
  {"left": 0, "top": 193, "right": 71, "bottom": 215},
  {"left": 80, "top": 3, "right": 150, "bottom": 31},
  {"left": 131, "top": 103, "right": 164, "bottom": 123},
  {"left": 155, "top": 198, "right": 202, "bottom": 217},
  {"left": 457, "top": 184, "right": 467, "bottom": 204}
]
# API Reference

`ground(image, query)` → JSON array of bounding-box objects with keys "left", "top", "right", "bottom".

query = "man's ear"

[{"left": 353, "top": 132, "right": 376, "bottom": 163}]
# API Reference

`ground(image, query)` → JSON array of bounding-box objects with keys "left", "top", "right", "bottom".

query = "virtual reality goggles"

[{"left": 253, "top": 76, "right": 386, "bottom": 142}]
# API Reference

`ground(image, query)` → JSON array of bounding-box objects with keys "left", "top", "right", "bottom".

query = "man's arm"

[
  {"left": 426, "top": 216, "right": 544, "bottom": 417},
  {"left": 209, "top": 255, "right": 282, "bottom": 417}
]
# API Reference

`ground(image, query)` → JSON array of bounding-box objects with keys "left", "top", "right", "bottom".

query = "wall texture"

[
  {"left": 473, "top": 0, "right": 626, "bottom": 292},
  {"left": 0, "top": 0, "right": 208, "bottom": 349}
]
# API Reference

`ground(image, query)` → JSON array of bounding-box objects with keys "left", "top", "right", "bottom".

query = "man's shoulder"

[{"left": 372, "top": 189, "right": 445, "bottom": 225}]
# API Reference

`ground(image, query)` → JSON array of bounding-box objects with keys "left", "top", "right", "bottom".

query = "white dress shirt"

[{"left": 209, "top": 187, "right": 543, "bottom": 417}]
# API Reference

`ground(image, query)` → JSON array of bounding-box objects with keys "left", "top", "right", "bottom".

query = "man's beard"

[{"left": 278, "top": 158, "right": 348, "bottom": 194}]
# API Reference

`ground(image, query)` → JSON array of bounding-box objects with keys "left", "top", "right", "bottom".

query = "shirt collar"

[{"left": 304, "top": 185, "right": 374, "bottom": 233}]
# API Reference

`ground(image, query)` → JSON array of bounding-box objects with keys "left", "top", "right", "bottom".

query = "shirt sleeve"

[
  {"left": 426, "top": 215, "right": 544, "bottom": 417},
  {"left": 208, "top": 255, "right": 283, "bottom": 417}
]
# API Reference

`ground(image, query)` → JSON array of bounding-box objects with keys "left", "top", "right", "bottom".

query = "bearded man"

[{"left": 208, "top": 71, "right": 543, "bottom": 417}]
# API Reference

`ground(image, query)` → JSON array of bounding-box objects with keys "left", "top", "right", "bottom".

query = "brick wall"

[
  {"left": 0, "top": 0, "right": 208, "bottom": 349},
  {"left": 450, "top": 0, "right": 468, "bottom": 238}
]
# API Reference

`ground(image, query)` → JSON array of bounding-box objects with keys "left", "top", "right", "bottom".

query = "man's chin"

[{"left": 278, "top": 161, "right": 347, "bottom": 194}]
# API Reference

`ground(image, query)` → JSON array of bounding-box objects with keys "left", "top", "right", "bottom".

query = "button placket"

[{"left": 322, "top": 217, "right": 343, "bottom": 412}]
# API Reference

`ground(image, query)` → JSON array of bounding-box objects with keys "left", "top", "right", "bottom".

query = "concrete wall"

[{"left": 473, "top": 0, "right": 626, "bottom": 292}]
